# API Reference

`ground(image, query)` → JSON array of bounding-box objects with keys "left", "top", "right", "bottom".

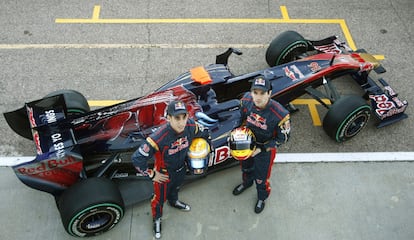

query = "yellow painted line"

[
  {"left": 56, "top": 17, "right": 350, "bottom": 24},
  {"left": 88, "top": 100, "right": 124, "bottom": 106},
  {"left": 308, "top": 103, "right": 322, "bottom": 126},
  {"left": 338, "top": 19, "right": 356, "bottom": 50},
  {"left": 291, "top": 99, "right": 331, "bottom": 105},
  {"left": 373, "top": 55, "right": 385, "bottom": 60},
  {"left": 88, "top": 98, "right": 331, "bottom": 126},
  {"left": 280, "top": 6, "right": 290, "bottom": 20},
  {"left": 89, "top": 99, "right": 331, "bottom": 107},
  {"left": 54, "top": 5, "right": 346, "bottom": 25},
  {"left": 54, "top": 5, "right": 349, "bottom": 25},
  {"left": 92, "top": 5, "right": 101, "bottom": 19},
  {"left": 292, "top": 99, "right": 331, "bottom": 126},
  {"left": 53, "top": 5, "right": 386, "bottom": 59}
]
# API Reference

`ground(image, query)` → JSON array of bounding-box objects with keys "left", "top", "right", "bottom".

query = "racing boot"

[
  {"left": 170, "top": 200, "right": 191, "bottom": 211},
  {"left": 254, "top": 200, "right": 265, "bottom": 214},
  {"left": 232, "top": 183, "right": 252, "bottom": 196},
  {"left": 153, "top": 218, "right": 162, "bottom": 239}
]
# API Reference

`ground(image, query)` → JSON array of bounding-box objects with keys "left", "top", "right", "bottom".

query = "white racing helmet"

[{"left": 187, "top": 138, "right": 210, "bottom": 175}]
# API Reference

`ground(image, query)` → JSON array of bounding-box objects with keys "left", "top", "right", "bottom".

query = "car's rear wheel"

[
  {"left": 57, "top": 177, "right": 125, "bottom": 237},
  {"left": 265, "top": 31, "right": 308, "bottom": 67},
  {"left": 45, "top": 89, "right": 90, "bottom": 116},
  {"left": 323, "top": 95, "right": 371, "bottom": 142}
]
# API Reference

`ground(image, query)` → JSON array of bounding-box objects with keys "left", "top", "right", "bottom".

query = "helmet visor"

[
  {"left": 230, "top": 140, "right": 255, "bottom": 150},
  {"left": 189, "top": 158, "right": 207, "bottom": 169}
]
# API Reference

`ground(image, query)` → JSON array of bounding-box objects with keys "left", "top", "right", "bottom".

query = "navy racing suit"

[
  {"left": 239, "top": 92, "right": 290, "bottom": 201},
  {"left": 132, "top": 118, "right": 210, "bottom": 219}
]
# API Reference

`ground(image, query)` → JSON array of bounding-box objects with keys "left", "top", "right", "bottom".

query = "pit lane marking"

[
  {"left": 0, "top": 6, "right": 387, "bottom": 59},
  {"left": 292, "top": 99, "right": 332, "bottom": 126},
  {"left": 1, "top": 152, "right": 413, "bottom": 167},
  {"left": 52, "top": 5, "right": 385, "bottom": 59},
  {"left": 54, "top": 5, "right": 357, "bottom": 49},
  {"left": 280, "top": 6, "right": 290, "bottom": 20},
  {"left": 56, "top": 5, "right": 353, "bottom": 46}
]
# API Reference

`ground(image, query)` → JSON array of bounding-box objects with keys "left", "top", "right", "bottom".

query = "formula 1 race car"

[{"left": 3, "top": 31, "right": 408, "bottom": 237}]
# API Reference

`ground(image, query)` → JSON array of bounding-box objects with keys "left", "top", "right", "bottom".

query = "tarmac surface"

[
  {"left": 1, "top": 0, "right": 413, "bottom": 239},
  {"left": 1, "top": 161, "right": 414, "bottom": 240}
]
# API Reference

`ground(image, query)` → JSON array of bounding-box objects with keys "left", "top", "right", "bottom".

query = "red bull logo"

[
  {"left": 284, "top": 65, "right": 304, "bottom": 80},
  {"left": 254, "top": 77, "right": 266, "bottom": 86},
  {"left": 15, "top": 156, "right": 83, "bottom": 187},
  {"left": 284, "top": 66, "right": 297, "bottom": 81},
  {"left": 174, "top": 101, "right": 186, "bottom": 111},
  {"left": 247, "top": 113, "right": 267, "bottom": 130},
  {"left": 210, "top": 146, "right": 230, "bottom": 166},
  {"left": 168, "top": 136, "right": 189, "bottom": 155}
]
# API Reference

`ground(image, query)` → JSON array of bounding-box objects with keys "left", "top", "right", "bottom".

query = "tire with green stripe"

[
  {"left": 57, "top": 177, "right": 125, "bottom": 237},
  {"left": 323, "top": 95, "right": 371, "bottom": 142},
  {"left": 45, "top": 89, "right": 90, "bottom": 116},
  {"left": 265, "top": 31, "right": 308, "bottom": 67}
]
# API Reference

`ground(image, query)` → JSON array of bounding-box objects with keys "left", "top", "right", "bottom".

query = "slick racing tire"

[
  {"left": 57, "top": 177, "right": 125, "bottom": 237},
  {"left": 323, "top": 95, "right": 371, "bottom": 142},
  {"left": 45, "top": 89, "right": 90, "bottom": 116},
  {"left": 266, "top": 30, "right": 308, "bottom": 67}
]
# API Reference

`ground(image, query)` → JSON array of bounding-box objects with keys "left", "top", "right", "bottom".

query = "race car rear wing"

[{"left": 4, "top": 95, "right": 83, "bottom": 195}]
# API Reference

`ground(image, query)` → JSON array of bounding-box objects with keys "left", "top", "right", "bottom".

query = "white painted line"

[
  {"left": 275, "top": 152, "right": 414, "bottom": 163},
  {"left": 1, "top": 152, "right": 413, "bottom": 167},
  {"left": 0, "top": 43, "right": 267, "bottom": 50},
  {"left": 0, "top": 157, "right": 34, "bottom": 167}
]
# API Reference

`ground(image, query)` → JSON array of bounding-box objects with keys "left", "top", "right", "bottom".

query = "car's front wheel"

[
  {"left": 57, "top": 177, "right": 125, "bottom": 237},
  {"left": 323, "top": 95, "right": 371, "bottom": 142}
]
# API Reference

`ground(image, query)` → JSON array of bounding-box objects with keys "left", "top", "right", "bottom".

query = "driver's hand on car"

[{"left": 151, "top": 170, "right": 169, "bottom": 183}]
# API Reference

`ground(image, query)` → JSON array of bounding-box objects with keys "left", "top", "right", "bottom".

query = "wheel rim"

[
  {"left": 80, "top": 210, "right": 114, "bottom": 233},
  {"left": 344, "top": 114, "right": 369, "bottom": 137},
  {"left": 336, "top": 106, "right": 371, "bottom": 141},
  {"left": 69, "top": 203, "right": 124, "bottom": 236}
]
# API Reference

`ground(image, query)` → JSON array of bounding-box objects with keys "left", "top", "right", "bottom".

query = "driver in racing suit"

[
  {"left": 232, "top": 75, "right": 291, "bottom": 213},
  {"left": 132, "top": 100, "right": 211, "bottom": 239}
]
